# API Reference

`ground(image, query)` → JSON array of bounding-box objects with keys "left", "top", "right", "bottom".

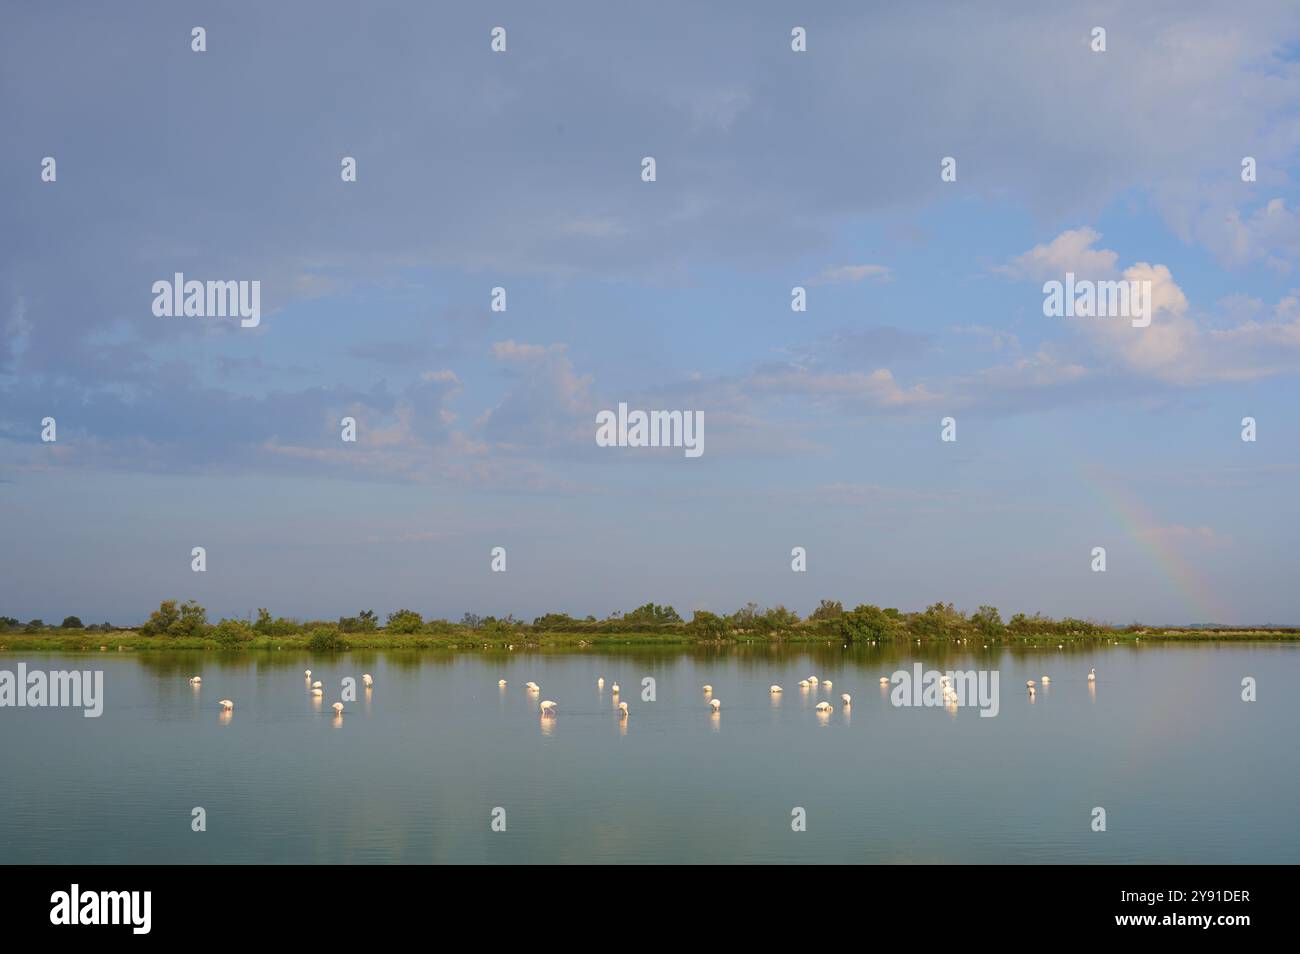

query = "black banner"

[{"left": 0, "top": 865, "right": 1281, "bottom": 938}]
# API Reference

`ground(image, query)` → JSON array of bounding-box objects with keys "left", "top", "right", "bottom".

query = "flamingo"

[
  {"left": 525, "top": 681, "right": 539, "bottom": 692},
  {"left": 498, "top": 679, "right": 507, "bottom": 687},
  {"left": 709, "top": 698, "right": 721, "bottom": 712},
  {"left": 618, "top": 701, "right": 629, "bottom": 718},
  {"left": 798, "top": 679, "right": 810, "bottom": 688},
  {"left": 539, "top": 700, "right": 557, "bottom": 716},
  {"left": 879, "top": 676, "right": 889, "bottom": 684},
  {"left": 362, "top": 674, "right": 373, "bottom": 688},
  {"left": 597, "top": 677, "right": 605, "bottom": 687},
  {"left": 702, "top": 684, "right": 713, "bottom": 693},
  {"left": 815, "top": 701, "right": 832, "bottom": 713},
  {"left": 841, "top": 693, "right": 852, "bottom": 705},
  {"left": 1041, "top": 675, "right": 1050, "bottom": 684},
  {"left": 331, "top": 702, "right": 344, "bottom": 714},
  {"left": 188, "top": 676, "right": 202, "bottom": 685},
  {"left": 1088, "top": 668, "right": 1096, "bottom": 682},
  {"left": 304, "top": 670, "right": 311, "bottom": 679},
  {"left": 218, "top": 699, "right": 233, "bottom": 710},
  {"left": 1026, "top": 680, "right": 1036, "bottom": 688},
  {"left": 611, "top": 682, "right": 620, "bottom": 694},
  {"left": 311, "top": 688, "right": 323, "bottom": 696},
  {"left": 311, "top": 680, "right": 322, "bottom": 690},
  {"left": 822, "top": 679, "right": 832, "bottom": 688},
  {"left": 770, "top": 685, "right": 783, "bottom": 693}
]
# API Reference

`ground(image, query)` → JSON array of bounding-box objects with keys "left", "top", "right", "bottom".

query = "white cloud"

[{"left": 996, "top": 227, "right": 1119, "bottom": 281}]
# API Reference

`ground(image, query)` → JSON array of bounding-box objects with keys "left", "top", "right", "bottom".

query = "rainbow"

[{"left": 1081, "top": 467, "right": 1230, "bottom": 625}]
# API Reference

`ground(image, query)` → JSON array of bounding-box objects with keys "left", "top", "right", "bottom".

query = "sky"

[{"left": 3, "top": 1, "right": 1300, "bottom": 626}]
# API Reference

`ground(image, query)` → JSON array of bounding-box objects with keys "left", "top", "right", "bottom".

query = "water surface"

[{"left": 1, "top": 643, "right": 1295, "bottom": 863}]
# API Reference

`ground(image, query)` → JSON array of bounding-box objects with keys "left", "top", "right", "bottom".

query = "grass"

[{"left": 3, "top": 625, "right": 1298, "bottom": 654}]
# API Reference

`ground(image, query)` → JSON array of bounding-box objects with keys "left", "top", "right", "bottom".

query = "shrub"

[
  {"left": 689, "top": 610, "right": 727, "bottom": 638},
  {"left": 138, "top": 599, "right": 209, "bottom": 638},
  {"left": 338, "top": 610, "right": 378, "bottom": 633},
  {"left": 386, "top": 609, "right": 424, "bottom": 634},
  {"left": 212, "top": 619, "right": 256, "bottom": 647},
  {"left": 253, "top": 608, "right": 300, "bottom": 637},
  {"left": 307, "top": 628, "right": 349, "bottom": 652}
]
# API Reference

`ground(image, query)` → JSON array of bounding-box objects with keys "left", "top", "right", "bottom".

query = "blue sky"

[{"left": 3, "top": 1, "right": 1300, "bottom": 625}]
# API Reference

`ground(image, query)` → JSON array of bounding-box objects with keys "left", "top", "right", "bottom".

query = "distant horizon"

[{"left": 7, "top": 599, "right": 1297, "bottom": 632}]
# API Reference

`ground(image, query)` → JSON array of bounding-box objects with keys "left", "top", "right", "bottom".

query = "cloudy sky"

[{"left": 3, "top": 1, "right": 1300, "bottom": 625}]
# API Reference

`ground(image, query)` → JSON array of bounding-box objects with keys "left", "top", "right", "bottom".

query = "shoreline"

[{"left": 3, "top": 628, "right": 1299, "bottom": 653}]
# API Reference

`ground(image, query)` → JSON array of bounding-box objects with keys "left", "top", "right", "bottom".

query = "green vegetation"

[{"left": 1, "top": 599, "right": 1297, "bottom": 653}]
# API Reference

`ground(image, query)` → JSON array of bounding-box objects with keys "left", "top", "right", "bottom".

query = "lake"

[{"left": 1, "top": 643, "right": 1296, "bottom": 864}]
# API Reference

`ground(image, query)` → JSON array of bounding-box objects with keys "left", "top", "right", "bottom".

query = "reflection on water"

[{"left": 0, "top": 642, "right": 1297, "bottom": 863}]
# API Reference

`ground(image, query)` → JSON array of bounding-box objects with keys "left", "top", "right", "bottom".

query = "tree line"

[{"left": 4, "top": 599, "right": 1129, "bottom": 646}]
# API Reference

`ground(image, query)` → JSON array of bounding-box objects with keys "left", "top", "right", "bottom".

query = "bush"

[
  {"left": 212, "top": 619, "right": 256, "bottom": 647},
  {"left": 689, "top": 610, "right": 727, "bottom": 638},
  {"left": 307, "top": 628, "right": 349, "bottom": 652},
  {"left": 253, "top": 608, "right": 299, "bottom": 637},
  {"left": 172, "top": 600, "right": 208, "bottom": 639},
  {"left": 338, "top": 610, "right": 378, "bottom": 633},
  {"left": 842, "top": 604, "right": 894, "bottom": 642},
  {"left": 809, "top": 599, "right": 844, "bottom": 622},
  {"left": 386, "top": 609, "right": 424, "bottom": 634}
]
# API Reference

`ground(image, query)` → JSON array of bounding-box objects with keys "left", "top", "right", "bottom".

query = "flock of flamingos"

[
  {"left": 185, "top": 669, "right": 374, "bottom": 719},
  {"left": 181, "top": 666, "right": 1099, "bottom": 720}
]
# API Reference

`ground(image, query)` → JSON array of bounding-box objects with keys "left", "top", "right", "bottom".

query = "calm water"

[{"left": 1, "top": 643, "right": 1296, "bottom": 864}]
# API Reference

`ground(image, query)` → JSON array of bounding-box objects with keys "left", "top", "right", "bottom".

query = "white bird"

[
  {"left": 815, "top": 701, "right": 832, "bottom": 712},
  {"left": 611, "top": 682, "right": 620, "bottom": 694},
  {"left": 304, "top": 670, "right": 311, "bottom": 678},
  {"left": 498, "top": 679, "right": 507, "bottom": 687},
  {"left": 188, "top": 676, "right": 201, "bottom": 684},
  {"left": 311, "top": 680, "right": 322, "bottom": 689},
  {"left": 311, "top": 688, "right": 323, "bottom": 696},
  {"left": 1028, "top": 686, "right": 1036, "bottom": 697},
  {"left": 1088, "top": 668, "right": 1096, "bottom": 682},
  {"left": 1026, "top": 680, "right": 1036, "bottom": 688},
  {"left": 841, "top": 693, "right": 852, "bottom": 705},
  {"left": 770, "top": 685, "right": 783, "bottom": 693},
  {"left": 525, "top": 681, "right": 539, "bottom": 691},
  {"left": 597, "top": 676, "right": 605, "bottom": 687},
  {"left": 1041, "top": 675, "right": 1050, "bottom": 684},
  {"left": 540, "top": 700, "right": 557, "bottom": 716},
  {"left": 362, "top": 674, "right": 373, "bottom": 688},
  {"left": 702, "top": 684, "right": 713, "bottom": 693},
  {"left": 822, "top": 679, "right": 832, "bottom": 687},
  {"left": 331, "top": 702, "right": 344, "bottom": 714},
  {"left": 618, "top": 701, "right": 629, "bottom": 718},
  {"left": 808, "top": 675, "right": 819, "bottom": 684},
  {"left": 218, "top": 699, "right": 233, "bottom": 710},
  {"left": 879, "top": 676, "right": 889, "bottom": 685},
  {"left": 709, "top": 698, "right": 721, "bottom": 712}
]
